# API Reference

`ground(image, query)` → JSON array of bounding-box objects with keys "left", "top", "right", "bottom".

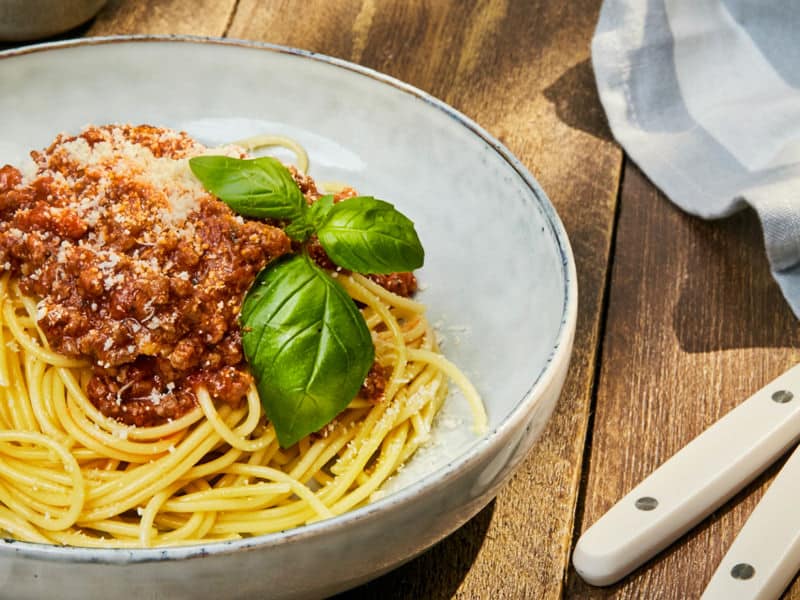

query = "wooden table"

[{"left": 5, "top": 1, "right": 799, "bottom": 598}]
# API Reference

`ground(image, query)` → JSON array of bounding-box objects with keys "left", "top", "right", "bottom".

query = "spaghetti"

[{"left": 0, "top": 125, "right": 485, "bottom": 547}]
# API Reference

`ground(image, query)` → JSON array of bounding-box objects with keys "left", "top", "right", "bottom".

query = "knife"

[{"left": 572, "top": 363, "right": 800, "bottom": 586}]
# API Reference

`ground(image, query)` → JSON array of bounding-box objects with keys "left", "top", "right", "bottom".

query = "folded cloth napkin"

[{"left": 592, "top": 0, "right": 800, "bottom": 316}]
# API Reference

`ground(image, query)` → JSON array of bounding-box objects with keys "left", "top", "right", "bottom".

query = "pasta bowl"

[
  {"left": 0, "top": 0, "right": 107, "bottom": 41},
  {"left": 0, "top": 36, "right": 577, "bottom": 599}
]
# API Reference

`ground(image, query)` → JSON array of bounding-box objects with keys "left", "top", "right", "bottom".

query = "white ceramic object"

[
  {"left": 0, "top": 0, "right": 106, "bottom": 41},
  {"left": 702, "top": 443, "right": 800, "bottom": 600},
  {"left": 0, "top": 37, "right": 577, "bottom": 600},
  {"left": 573, "top": 363, "right": 800, "bottom": 587}
]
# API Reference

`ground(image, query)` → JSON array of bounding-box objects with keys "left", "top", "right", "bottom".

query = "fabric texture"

[{"left": 593, "top": 0, "right": 800, "bottom": 316}]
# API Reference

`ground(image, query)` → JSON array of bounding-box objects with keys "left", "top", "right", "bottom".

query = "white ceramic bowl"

[
  {"left": 0, "top": 37, "right": 577, "bottom": 600},
  {"left": 0, "top": 0, "right": 106, "bottom": 41}
]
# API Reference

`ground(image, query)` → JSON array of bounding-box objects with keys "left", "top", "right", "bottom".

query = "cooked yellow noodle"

[
  {"left": 233, "top": 135, "right": 310, "bottom": 174},
  {"left": 0, "top": 268, "right": 484, "bottom": 547}
]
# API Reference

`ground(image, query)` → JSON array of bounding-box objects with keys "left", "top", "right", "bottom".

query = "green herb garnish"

[
  {"left": 189, "top": 156, "right": 424, "bottom": 447},
  {"left": 316, "top": 196, "right": 424, "bottom": 274},
  {"left": 240, "top": 254, "right": 374, "bottom": 448},
  {"left": 188, "top": 155, "right": 306, "bottom": 223}
]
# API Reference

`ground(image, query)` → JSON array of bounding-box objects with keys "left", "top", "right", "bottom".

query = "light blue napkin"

[{"left": 593, "top": 0, "right": 800, "bottom": 316}]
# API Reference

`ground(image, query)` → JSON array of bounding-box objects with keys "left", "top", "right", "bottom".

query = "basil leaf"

[
  {"left": 189, "top": 155, "right": 306, "bottom": 220},
  {"left": 241, "top": 254, "right": 374, "bottom": 448},
  {"left": 316, "top": 196, "right": 424, "bottom": 274}
]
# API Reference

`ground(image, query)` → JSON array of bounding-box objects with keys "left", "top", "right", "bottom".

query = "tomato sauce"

[{"left": 0, "top": 125, "right": 290, "bottom": 426}]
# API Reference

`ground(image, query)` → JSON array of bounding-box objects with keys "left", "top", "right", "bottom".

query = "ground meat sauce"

[{"left": 0, "top": 125, "right": 407, "bottom": 427}]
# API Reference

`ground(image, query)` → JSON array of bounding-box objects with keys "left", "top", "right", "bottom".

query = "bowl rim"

[{"left": 0, "top": 34, "right": 579, "bottom": 564}]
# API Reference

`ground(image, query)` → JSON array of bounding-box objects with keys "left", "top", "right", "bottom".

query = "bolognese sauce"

[
  {"left": 0, "top": 124, "right": 413, "bottom": 428},
  {"left": 0, "top": 125, "right": 291, "bottom": 426}
]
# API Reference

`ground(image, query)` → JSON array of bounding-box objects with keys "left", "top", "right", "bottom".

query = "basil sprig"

[{"left": 190, "top": 155, "right": 424, "bottom": 447}]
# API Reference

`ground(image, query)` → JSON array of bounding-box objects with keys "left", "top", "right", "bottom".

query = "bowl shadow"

[{"left": 331, "top": 500, "right": 496, "bottom": 599}]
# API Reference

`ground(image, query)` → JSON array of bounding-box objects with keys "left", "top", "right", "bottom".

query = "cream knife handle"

[
  {"left": 572, "top": 363, "right": 800, "bottom": 586},
  {"left": 701, "top": 443, "right": 800, "bottom": 600}
]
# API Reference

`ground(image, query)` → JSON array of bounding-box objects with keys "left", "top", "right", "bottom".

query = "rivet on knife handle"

[
  {"left": 701, "top": 443, "right": 800, "bottom": 600},
  {"left": 572, "top": 364, "right": 800, "bottom": 586}
]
